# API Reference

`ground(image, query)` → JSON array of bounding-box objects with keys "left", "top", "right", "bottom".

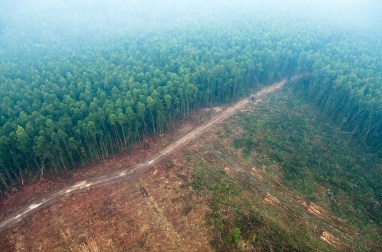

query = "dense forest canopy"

[{"left": 0, "top": 0, "right": 381, "bottom": 193}]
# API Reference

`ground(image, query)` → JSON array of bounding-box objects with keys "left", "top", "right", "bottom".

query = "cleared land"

[
  {"left": 1, "top": 78, "right": 380, "bottom": 251},
  {"left": 0, "top": 79, "right": 286, "bottom": 234}
]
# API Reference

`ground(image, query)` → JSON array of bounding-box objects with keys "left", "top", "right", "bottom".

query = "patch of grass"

[
  {"left": 191, "top": 163, "right": 328, "bottom": 251},
  {"left": 182, "top": 150, "right": 193, "bottom": 162}
]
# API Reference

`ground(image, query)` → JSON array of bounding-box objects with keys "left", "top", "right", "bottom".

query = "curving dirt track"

[{"left": 0, "top": 79, "right": 288, "bottom": 234}]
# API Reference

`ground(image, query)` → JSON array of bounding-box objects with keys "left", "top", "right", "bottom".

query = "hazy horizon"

[{"left": 0, "top": 0, "right": 381, "bottom": 46}]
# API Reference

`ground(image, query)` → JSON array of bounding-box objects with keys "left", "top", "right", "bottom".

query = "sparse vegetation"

[
  {"left": 190, "top": 163, "right": 328, "bottom": 251},
  {"left": 227, "top": 88, "right": 382, "bottom": 249}
]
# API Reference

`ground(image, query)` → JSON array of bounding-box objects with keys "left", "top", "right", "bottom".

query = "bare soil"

[
  {"left": 0, "top": 80, "right": 287, "bottom": 234},
  {"left": 1, "top": 154, "right": 213, "bottom": 251},
  {"left": 1, "top": 77, "right": 357, "bottom": 251},
  {"left": 0, "top": 80, "right": 287, "bottom": 251},
  {"left": 4, "top": 78, "right": 358, "bottom": 251}
]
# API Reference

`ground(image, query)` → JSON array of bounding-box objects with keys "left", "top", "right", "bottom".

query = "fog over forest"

[
  {"left": 1, "top": 0, "right": 382, "bottom": 250},
  {"left": 0, "top": 0, "right": 381, "bottom": 46}
]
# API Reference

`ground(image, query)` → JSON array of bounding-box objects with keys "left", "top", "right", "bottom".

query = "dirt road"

[{"left": 0, "top": 79, "right": 287, "bottom": 233}]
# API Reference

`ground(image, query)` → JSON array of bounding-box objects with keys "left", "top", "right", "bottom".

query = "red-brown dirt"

[
  {"left": 2, "top": 79, "right": 355, "bottom": 251},
  {"left": 0, "top": 112, "right": 212, "bottom": 251},
  {"left": 0, "top": 79, "right": 287, "bottom": 236}
]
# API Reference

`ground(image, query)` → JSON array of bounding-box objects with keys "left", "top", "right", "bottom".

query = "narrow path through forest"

[{"left": 0, "top": 79, "right": 287, "bottom": 233}]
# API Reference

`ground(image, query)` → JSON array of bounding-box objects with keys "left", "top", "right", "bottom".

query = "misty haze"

[{"left": 0, "top": 0, "right": 381, "bottom": 251}]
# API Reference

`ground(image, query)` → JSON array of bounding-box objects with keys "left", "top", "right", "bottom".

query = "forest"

[{"left": 0, "top": 1, "right": 381, "bottom": 197}]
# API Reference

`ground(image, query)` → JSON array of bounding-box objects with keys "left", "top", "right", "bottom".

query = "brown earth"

[
  {"left": 1, "top": 155, "right": 213, "bottom": 251},
  {"left": 1, "top": 77, "right": 358, "bottom": 251},
  {"left": 0, "top": 80, "right": 287, "bottom": 251},
  {"left": 0, "top": 79, "right": 287, "bottom": 234},
  {"left": 0, "top": 108, "right": 212, "bottom": 251}
]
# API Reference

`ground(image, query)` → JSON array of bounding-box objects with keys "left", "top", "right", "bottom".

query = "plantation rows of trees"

[
  {"left": 293, "top": 36, "right": 382, "bottom": 151},
  {"left": 0, "top": 23, "right": 303, "bottom": 191},
  {"left": 0, "top": 19, "right": 381, "bottom": 192}
]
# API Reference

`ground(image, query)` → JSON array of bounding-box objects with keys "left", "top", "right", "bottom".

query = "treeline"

[
  {"left": 1, "top": 19, "right": 381, "bottom": 192},
  {"left": 294, "top": 33, "right": 382, "bottom": 151},
  {"left": 0, "top": 24, "right": 301, "bottom": 191}
]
